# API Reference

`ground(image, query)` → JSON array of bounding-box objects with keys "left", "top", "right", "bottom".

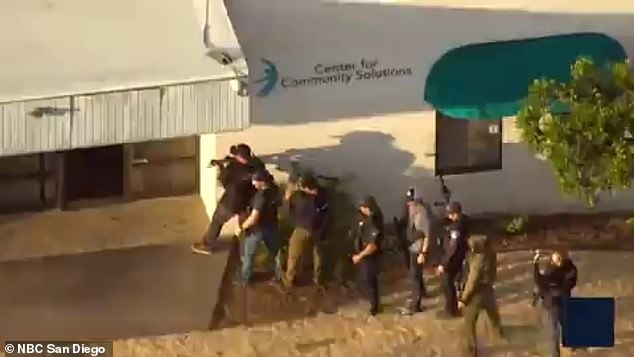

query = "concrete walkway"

[
  {"left": 0, "top": 195, "right": 212, "bottom": 262},
  {"left": 0, "top": 195, "right": 235, "bottom": 340},
  {"left": 0, "top": 243, "right": 230, "bottom": 340}
]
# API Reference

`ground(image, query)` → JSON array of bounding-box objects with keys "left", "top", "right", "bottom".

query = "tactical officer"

[
  {"left": 393, "top": 187, "right": 417, "bottom": 269},
  {"left": 209, "top": 145, "right": 238, "bottom": 188},
  {"left": 437, "top": 201, "right": 470, "bottom": 318},
  {"left": 283, "top": 174, "right": 330, "bottom": 287},
  {"left": 350, "top": 195, "right": 384, "bottom": 316},
  {"left": 458, "top": 234, "right": 504, "bottom": 357},
  {"left": 192, "top": 144, "right": 265, "bottom": 254},
  {"left": 233, "top": 169, "right": 283, "bottom": 285},
  {"left": 400, "top": 189, "right": 436, "bottom": 316},
  {"left": 533, "top": 249, "right": 578, "bottom": 357}
]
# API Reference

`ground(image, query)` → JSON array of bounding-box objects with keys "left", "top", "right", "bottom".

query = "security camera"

[
  {"left": 230, "top": 77, "right": 248, "bottom": 97},
  {"left": 206, "top": 49, "right": 233, "bottom": 65}
]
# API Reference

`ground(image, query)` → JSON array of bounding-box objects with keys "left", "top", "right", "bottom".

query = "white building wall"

[
  {"left": 199, "top": 133, "right": 219, "bottom": 220},
  {"left": 218, "top": 113, "right": 634, "bottom": 219},
  {"left": 219, "top": 0, "right": 634, "bottom": 217}
]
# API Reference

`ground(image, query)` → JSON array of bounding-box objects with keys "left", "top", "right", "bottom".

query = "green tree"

[{"left": 516, "top": 57, "right": 634, "bottom": 206}]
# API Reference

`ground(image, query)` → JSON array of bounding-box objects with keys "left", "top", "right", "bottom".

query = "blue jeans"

[{"left": 240, "top": 226, "right": 282, "bottom": 283}]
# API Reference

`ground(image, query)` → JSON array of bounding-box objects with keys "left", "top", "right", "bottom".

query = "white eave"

[{"left": 0, "top": 0, "right": 238, "bottom": 104}]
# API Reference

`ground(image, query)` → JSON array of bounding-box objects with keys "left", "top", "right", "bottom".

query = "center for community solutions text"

[{"left": 280, "top": 58, "right": 412, "bottom": 88}]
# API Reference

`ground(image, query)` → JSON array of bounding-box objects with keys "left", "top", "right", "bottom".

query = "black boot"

[{"left": 400, "top": 299, "right": 424, "bottom": 316}]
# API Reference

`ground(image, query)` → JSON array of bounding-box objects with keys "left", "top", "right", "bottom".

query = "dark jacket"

[
  {"left": 352, "top": 214, "right": 384, "bottom": 257},
  {"left": 460, "top": 234, "right": 497, "bottom": 304},
  {"left": 218, "top": 156, "right": 265, "bottom": 213},
  {"left": 249, "top": 183, "right": 281, "bottom": 231},
  {"left": 351, "top": 199, "right": 384, "bottom": 257},
  {"left": 534, "top": 258, "right": 578, "bottom": 309},
  {"left": 217, "top": 157, "right": 239, "bottom": 188},
  {"left": 441, "top": 214, "right": 471, "bottom": 271}
]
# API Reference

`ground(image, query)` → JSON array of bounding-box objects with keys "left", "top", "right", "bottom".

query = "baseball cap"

[
  {"left": 299, "top": 173, "right": 319, "bottom": 190},
  {"left": 252, "top": 169, "right": 272, "bottom": 182},
  {"left": 358, "top": 195, "right": 372, "bottom": 207},
  {"left": 446, "top": 201, "right": 462, "bottom": 214},
  {"left": 235, "top": 143, "right": 252, "bottom": 159}
]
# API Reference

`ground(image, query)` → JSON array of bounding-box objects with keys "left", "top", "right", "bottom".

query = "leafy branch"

[{"left": 516, "top": 57, "right": 634, "bottom": 206}]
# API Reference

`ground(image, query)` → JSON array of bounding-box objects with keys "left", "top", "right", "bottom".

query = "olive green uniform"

[
  {"left": 283, "top": 186, "right": 329, "bottom": 286},
  {"left": 286, "top": 227, "right": 323, "bottom": 285},
  {"left": 459, "top": 234, "right": 503, "bottom": 356}
]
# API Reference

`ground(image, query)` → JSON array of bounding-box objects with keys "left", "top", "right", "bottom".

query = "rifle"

[
  {"left": 455, "top": 255, "right": 469, "bottom": 297},
  {"left": 432, "top": 174, "right": 452, "bottom": 207}
]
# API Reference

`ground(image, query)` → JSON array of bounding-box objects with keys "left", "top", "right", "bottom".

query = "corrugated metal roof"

[{"left": 0, "top": 0, "right": 235, "bottom": 103}]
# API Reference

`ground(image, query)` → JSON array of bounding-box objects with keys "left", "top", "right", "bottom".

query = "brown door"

[
  {"left": 127, "top": 137, "right": 199, "bottom": 200},
  {"left": 64, "top": 145, "right": 124, "bottom": 202}
]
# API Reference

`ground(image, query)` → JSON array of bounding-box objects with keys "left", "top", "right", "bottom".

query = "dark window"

[
  {"left": 435, "top": 111, "right": 502, "bottom": 176},
  {"left": 64, "top": 145, "right": 124, "bottom": 202}
]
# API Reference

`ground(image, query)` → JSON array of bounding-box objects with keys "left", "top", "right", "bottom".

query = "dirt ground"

[
  {"left": 111, "top": 250, "right": 634, "bottom": 357},
  {"left": 109, "top": 213, "right": 634, "bottom": 357}
]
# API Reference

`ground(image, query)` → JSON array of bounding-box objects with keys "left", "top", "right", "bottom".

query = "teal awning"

[{"left": 423, "top": 33, "right": 628, "bottom": 119}]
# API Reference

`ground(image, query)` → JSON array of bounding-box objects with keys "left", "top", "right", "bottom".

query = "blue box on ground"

[{"left": 563, "top": 297, "right": 615, "bottom": 348}]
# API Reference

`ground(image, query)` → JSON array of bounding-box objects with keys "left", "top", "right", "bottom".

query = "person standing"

[
  {"left": 192, "top": 144, "right": 264, "bottom": 254},
  {"left": 233, "top": 170, "right": 282, "bottom": 286},
  {"left": 533, "top": 249, "right": 578, "bottom": 357},
  {"left": 400, "top": 189, "right": 436, "bottom": 316},
  {"left": 393, "top": 187, "right": 417, "bottom": 269},
  {"left": 437, "top": 201, "right": 471, "bottom": 318},
  {"left": 458, "top": 234, "right": 504, "bottom": 356},
  {"left": 283, "top": 174, "right": 330, "bottom": 287},
  {"left": 350, "top": 195, "right": 384, "bottom": 316}
]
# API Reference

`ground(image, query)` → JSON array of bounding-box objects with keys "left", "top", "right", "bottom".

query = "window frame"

[{"left": 434, "top": 111, "right": 503, "bottom": 176}]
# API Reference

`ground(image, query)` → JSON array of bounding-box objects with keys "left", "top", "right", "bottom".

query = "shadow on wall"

[
  {"left": 259, "top": 130, "right": 434, "bottom": 216},
  {"left": 227, "top": 1, "right": 634, "bottom": 124},
  {"left": 256, "top": 131, "right": 634, "bottom": 217}
]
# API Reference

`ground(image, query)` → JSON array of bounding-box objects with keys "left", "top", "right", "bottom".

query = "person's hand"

[
  {"left": 437, "top": 265, "right": 444, "bottom": 274},
  {"left": 532, "top": 250, "right": 541, "bottom": 263},
  {"left": 352, "top": 254, "right": 362, "bottom": 265},
  {"left": 234, "top": 226, "right": 243, "bottom": 237},
  {"left": 417, "top": 253, "right": 426, "bottom": 265},
  {"left": 458, "top": 301, "right": 465, "bottom": 311}
]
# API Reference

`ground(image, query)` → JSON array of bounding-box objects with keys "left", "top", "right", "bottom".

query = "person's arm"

[
  {"left": 356, "top": 226, "right": 379, "bottom": 260},
  {"left": 460, "top": 254, "right": 483, "bottom": 304},
  {"left": 240, "top": 193, "right": 264, "bottom": 230}
]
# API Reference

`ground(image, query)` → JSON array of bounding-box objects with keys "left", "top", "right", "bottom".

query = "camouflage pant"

[
  {"left": 285, "top": 227, "right": 323, "bottom": 285},
  {"left": 463, "top": 286, "right": 503, "bottom": 356}
]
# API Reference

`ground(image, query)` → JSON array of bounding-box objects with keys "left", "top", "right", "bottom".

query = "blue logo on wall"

[{"left": 254, "top": 58, "right": 279, "bottom": 97}]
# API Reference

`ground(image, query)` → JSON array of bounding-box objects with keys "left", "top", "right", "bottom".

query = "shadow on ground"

[{"left": 0, "top": 242, "right": 233, "bottom": 340}]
